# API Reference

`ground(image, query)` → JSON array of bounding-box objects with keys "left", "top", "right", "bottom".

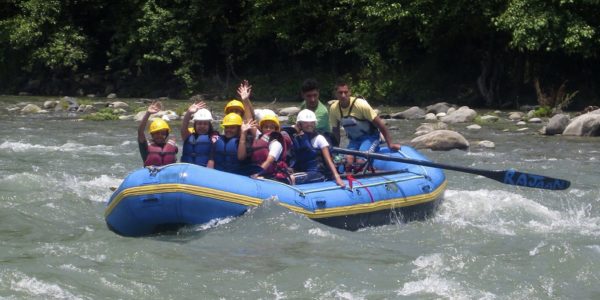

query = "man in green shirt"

[{"left": 299, "top": 79, "right": 335, "bottom": 145}]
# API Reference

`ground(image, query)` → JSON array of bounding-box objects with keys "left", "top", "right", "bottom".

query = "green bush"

[
  {"left": 83, "top": 108, "right": 120, "bottom": 121},
  {"left": 174, "top": 103, "right": 188, "bottom": 117},
  {"left": 533, "top": 106, "right": 552, "bottom": 117}
]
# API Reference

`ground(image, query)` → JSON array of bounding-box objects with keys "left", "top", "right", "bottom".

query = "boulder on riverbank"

[
  {"left": 391, "top": 106, "right": 425, "bottom": 119},
  {"left": 562, "top": 109, "right": 600, "bottom": 136},
  {"left": 410, "top": 129, "right": 469, "bottom": 151},
  {"left": 43, "top": 100, "right": 59, "bottom": 109},
  {"left": 440, "top": 106, "right": 477, "bottom": 123},
  {"left": 508, "top": 112, "right": 524, "bottom": 121},
  {"left": 543, "top": 114, "right": 570, "bottom": 135},
  {"left": 414, "top": 122, "right": 448, "bottom": 136},
  {"left": 424, "top": 113, "right": 437, "bottom": 121},
  {"left": 528, "top": 117, "right": 542, "bottom": 123},
  {"left": 425, "top": 102, "right": 452, "bottom": 114},
  {"left": 254, "top": 108, "right": 276, "bottom": 121},
  {"left": 21, "top": 104, "right": 42, "bottom": 114},
  {"left": 77, "top": 105, "right": 95, "bottom": 113},
  {"left": 154, "top": 110, "right": 179, "bottom": 121},
  {"left": 278, "top": 106, "right": 300, "bottom": 116},
  {"left": 477, "top": 140, "right": 495, "bottom": 148},
  {"left": 479, "top": 115, "right": 499, "bottom": 122},
  {"left": 109, "top": 101, "right": 129, "bottom": 109},
  {"left": 134, "top": 110, "right": 179, "bottom": 122},
  {"left": 63, "top": 96, "right": 79, "bottom": 112}
]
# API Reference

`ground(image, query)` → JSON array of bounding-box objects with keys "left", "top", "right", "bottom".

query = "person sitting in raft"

[
  {"left": 329, "top": 80, "right": 402, "bottom": 172},
  {"left": 223, "top": 80, "right": 256, "bottom": 123},
  {"left": 137, "top": 101, "right": 178, "bottom": 167},
  {"left": 299, "top": 78, "right": 335, "bottom": 143},
  {"left": 237, "top": 114, "right": 289, "bottom": 181},
  {"left": 180, "top": 101, "right": 218, "bottom": 167},
  {"left": 224, "top": 98, "right": 245, "bottom": 118},
  {"left": 213, "top": 112, "right": 245, "bottom": 173},
  {"left": 289, "top": 109, "right": 345, "bottom": 187}
]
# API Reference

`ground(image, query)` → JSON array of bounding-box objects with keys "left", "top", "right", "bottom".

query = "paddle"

[{"left": 331, "top": 147, "right": 571, "bottom": 190}]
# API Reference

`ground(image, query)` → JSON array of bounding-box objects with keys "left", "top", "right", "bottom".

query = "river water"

[{"left": 0, "top": 98, "right": 598, "bottom": 299}]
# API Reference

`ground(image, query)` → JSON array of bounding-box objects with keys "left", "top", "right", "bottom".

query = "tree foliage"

[{"left": 1, "top": 0, "right": 600, "bottom": 108}]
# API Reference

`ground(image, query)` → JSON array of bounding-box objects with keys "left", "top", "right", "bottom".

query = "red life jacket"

[
  {"left": 250, "top": 132, "right": 288, "bottom": 178},
  {"left": 279, "top": 131, "right": 293, "bottom": 164},
  {"left": 144, "top": 140, "right": 178, "bottom": 166}
]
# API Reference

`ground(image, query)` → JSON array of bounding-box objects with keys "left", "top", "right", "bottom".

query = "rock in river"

[
  {"left": 562, "top": 109, "right": 600, "bottom": 136},
  {"left": 410, "top": 130, "right": 469, "bottom": 151}
]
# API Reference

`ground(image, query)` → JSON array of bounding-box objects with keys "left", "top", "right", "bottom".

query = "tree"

[
  {"left": 495, "top": 0, "right": 600, "bottom": 108},
  {"left": 0, "top": 0, "right": 89, "bottom": 73}
]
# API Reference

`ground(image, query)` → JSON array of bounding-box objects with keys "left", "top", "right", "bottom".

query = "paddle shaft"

[{"left": 332, "top": 147, "right": 570, "bottom": 190}]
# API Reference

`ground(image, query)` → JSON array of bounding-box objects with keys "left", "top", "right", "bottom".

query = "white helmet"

[
  {"left": 296, "top": 109, "right": 317, "bottom": 123},
  {"left": 192, "top": 109, "right": 213, "bottom": 121}
]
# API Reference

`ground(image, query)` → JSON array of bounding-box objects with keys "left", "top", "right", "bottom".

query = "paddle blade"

[{"left": 492, "top": 169, "right": 571, "bottom": 190}]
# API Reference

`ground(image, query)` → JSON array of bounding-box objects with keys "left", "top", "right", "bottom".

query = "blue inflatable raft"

[{"left": 105, "top": 146, "right": 446, "bottom": 237}]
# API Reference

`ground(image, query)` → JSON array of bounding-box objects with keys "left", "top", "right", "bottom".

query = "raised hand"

[
  {"left": 237, "top": 80, "right": 252, "bottom": 100},
  {"left": 147, "top": 101, "right": 162, "bottom": 114},
  {"left": 187, "top": 101, "right": 206, "bottom": 114},
  {"left": 241, "top": 119, "right": 257, "bottom": 132}
]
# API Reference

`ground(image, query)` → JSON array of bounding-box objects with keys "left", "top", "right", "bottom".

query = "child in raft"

[
  {"left": 290, "top": 109, "right": 345, "bottom": 187},
  {"left": 137, "top": 101, "right": 178, "bottom": 167},
  {"left": 237, "top": 113, "right": 290, "bottom": 180},
  {"left": 180, "top": 99, "right": 219, "bottom": 167},
  {"left": 212, "top": 113, "right": 246, "bottom": 173}
]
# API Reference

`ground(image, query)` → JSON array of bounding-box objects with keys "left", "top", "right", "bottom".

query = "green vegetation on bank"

[
  {"left": 83, "top": 108, "right": 120, "bottom": 121},
  {"left": 1, "top": 1, "right": 600, "bottom": 110}
]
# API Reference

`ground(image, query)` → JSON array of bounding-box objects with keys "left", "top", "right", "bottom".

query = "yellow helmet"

[
  {"left": 149, "top": 118, "right": 170, "bottom": 133},
  {"left": 224, "top": 99, "right": 245, "bottom": 114},
  {"left": 259, "top": 114, "right": 280, "bottom": 130},
  {"left": 222, "top": 113, "right": 243, "bottom": 126}
]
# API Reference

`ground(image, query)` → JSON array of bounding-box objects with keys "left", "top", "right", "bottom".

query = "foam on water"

[
  {"left": 99, "top": 277, "right": 135, "bottom": 297},
  {"left": 0, "top": 140, "right": 120, "bottom": 156},
  {"left": 184, "top": 216, "right": 237, "bottom": 232},
  {"left": 62, "top": 174, "right": 122, "bottom": 203},
  {"left": 437, "top": 189, "right": 600, "bottom": 237},
  {"left": 587, "top": 245, "right": 600, "bottom": 253},
  {"left": 1, "top": 171, "right": 120, "bottom": 203},
  {"left": 36, "top": 243, "right": 76, "bottom": 257},
  {"left": 526, "top": 203, "right": 600, "bottom": 236},
  {"left": 397, "top": 275, "right": 467, "bottom": 298},
  {"left": 6, "top": 271, "right": 81, "bottom": 300},
  {"left": 466, "top": 151, "right": 496, "bottom": 158},
  {"left": 529, "top": 241, "right": 546, "bottom": 256},
  {"left": 320, "top": 285, "right": 365, "bottom": 300},
  {"left": 307, "top": 227, "right": 338, "bottom": 239},
  {"left": 396, "top": 253, "right": 495, "bottom": 299}
]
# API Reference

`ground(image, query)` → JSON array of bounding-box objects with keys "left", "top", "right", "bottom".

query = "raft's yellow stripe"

[
  {"left": 104, "top": 184, "right": 263, "bottom": 217},
  {"left": 283, "top": 180, "right": 447, "bottom": 218},
  {"left": 105, "top": 180, "right": 447, "bottom": 219}
]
